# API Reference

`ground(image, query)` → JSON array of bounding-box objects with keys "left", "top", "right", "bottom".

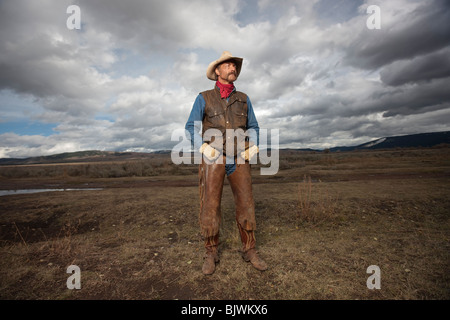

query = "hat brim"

[{"left": 206, "top": 56, "right": 243, "bottom": 81}]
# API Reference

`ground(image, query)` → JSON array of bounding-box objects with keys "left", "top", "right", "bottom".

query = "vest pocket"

[
  {"left": 206, "top": 107, "right": 224, "bottom": 119},
  {"left": 205, "top": 107, "right": 225, "bottom": 127},
  {"left": 231, "top": 103, "right": 247, "bottom": 128}
]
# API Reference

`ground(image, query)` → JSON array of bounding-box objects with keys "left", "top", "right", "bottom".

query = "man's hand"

[
  {"left": 200, "top": 143, "right": 220, "bottom": 161},
  {"left": 240, "top": 145, "right": 259, "bottom": 162}
]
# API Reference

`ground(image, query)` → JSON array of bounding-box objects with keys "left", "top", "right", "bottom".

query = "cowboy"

[{"left": 185, "top": 51, "right": 267, "bottom": 275}]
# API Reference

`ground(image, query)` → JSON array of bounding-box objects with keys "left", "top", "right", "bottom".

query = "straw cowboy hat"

[{"left": 206, "top": 51, "right": 243, "bottom": 81}]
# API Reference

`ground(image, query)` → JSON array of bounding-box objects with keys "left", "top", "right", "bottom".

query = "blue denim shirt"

[{"left": 185, "top": 86, "right": 259, "bottom": 175}]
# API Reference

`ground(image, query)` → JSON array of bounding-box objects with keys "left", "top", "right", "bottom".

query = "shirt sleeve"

[
  {"left": 185, "top": 94, "right": 205, "bottom": 150},
  {"left": 246, "top": 96, "right": 260, "bottom": 147}
]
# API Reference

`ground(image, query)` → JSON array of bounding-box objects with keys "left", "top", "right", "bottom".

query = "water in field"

[{"left": 0, "top": 188, "right": 103, "bottom": 197}]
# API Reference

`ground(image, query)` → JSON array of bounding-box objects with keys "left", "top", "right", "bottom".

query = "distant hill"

[
  {"left": 0, "top": 131, "right": 448, "bottom": 165},
  {"left": 329, "top": 131, "right": 450, "bottom": 152},
  {"left": 0, "top": 150, "right": 171, "bottom": 166}
]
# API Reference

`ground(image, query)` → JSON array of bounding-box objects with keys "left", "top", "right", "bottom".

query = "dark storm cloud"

[
  {"left": 379, "top": 78, "right": 450, "bottom": 117},
  {"left": 0, "top": 1, "right": 73, "bottom": 96},
  {"left": 344, "top": 0, "right": 450, "bottom": 70},
  {"left": 380, "top": 48, "right": 450, "bottom": 86}
]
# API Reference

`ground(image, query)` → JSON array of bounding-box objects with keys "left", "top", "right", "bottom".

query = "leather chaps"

[{"left": 199, "top": 157, "right": 257, "bottom": 253}]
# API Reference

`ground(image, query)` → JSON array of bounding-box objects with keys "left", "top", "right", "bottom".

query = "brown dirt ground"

[{"left": 0, "top": 148, "right": 449, "bottom": 300}]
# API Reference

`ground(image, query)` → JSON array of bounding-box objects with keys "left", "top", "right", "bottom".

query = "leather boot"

[
  {"left": 202, "top": 250, "right": 219, "bottom": 275},
  {"left": 202, "top": 235, "right": 219, "bottom": 275},
  {"left": 242, "top": 248, "right": 268, "bottom": 271}
]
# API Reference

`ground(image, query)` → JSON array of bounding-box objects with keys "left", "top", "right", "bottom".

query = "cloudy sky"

[{"left": 1, "top": 0, "right": 449, "bottom": 158}]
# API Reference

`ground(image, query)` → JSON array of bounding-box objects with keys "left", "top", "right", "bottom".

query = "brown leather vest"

[{"left": 201, "top": 87, "right": 249, "bottom": 156}]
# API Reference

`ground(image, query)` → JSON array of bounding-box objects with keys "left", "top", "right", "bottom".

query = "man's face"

[{"left": 215, "top": 61, "right": 237, "bottom": 84}]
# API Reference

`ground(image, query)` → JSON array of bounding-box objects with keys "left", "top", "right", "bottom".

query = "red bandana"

[{"left": 216, "top": 81, "right": 235, "bottom": 99}]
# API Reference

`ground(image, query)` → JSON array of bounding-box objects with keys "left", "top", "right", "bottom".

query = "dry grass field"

[{"left": 0, "top": 147, "right": 449, "bottom": 300}]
